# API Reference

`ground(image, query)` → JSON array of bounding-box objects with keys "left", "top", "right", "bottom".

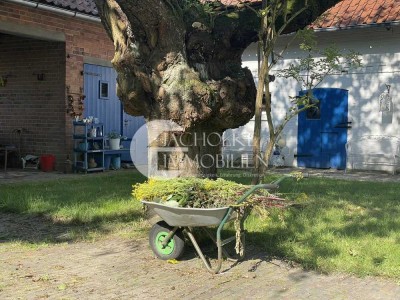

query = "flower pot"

[
  {"left": 109, "top": 138, "right": 120, "bottom": 150},
  {"left": 78, "top": 142, "right": 88, "bottom": 151},
  {"left": 111, "top": 156, "right": 121, "bottom": 169}
]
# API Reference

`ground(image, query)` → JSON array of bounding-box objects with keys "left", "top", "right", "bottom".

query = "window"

[{"left": 99, "top": 81, "right": 109, "bottom": 99}]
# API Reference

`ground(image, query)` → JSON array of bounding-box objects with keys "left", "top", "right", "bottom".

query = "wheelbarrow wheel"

[{"left": 149, "top": 221, "right": 185, "bottom": 260}]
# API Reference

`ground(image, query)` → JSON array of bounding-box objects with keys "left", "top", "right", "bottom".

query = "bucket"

[
  {"left": 111, "top": 156, "right": 121, "bottom": 170},
  {"left": 40, "top": 154, "right": 55, "bottom": 172},
  {"left": 104, "top": 155, "right": 112, "bottom": 170}
]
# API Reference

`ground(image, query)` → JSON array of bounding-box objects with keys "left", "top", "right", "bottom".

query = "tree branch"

[
  {"left": 277, "top": 4, "right": 308, "bottom": 36},
  {"left": 270, "top": 33, "right": 299, "bottom": 69}
]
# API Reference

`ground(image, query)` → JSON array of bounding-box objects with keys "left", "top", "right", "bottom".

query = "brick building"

[{"left": 0, "top": 0, "right": 114, "bottom": 170}]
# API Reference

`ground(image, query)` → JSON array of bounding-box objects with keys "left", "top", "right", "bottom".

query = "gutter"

[
  {"left": 312, "top": 21, "right": 400, "bottom": 32},
  {"left": 4, "top": 0, "right": 101, "bottom": 23}
]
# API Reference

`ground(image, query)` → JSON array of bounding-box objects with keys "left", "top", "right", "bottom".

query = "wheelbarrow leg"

[
  {"left": 185, "top": 207, "right": 237, "bottom": 273},
  {"left": 202, "top": 228, "right": 244, "bottom": 262},
  {"left": 185, "top": 228, "right": 223, "bottom": 274}
]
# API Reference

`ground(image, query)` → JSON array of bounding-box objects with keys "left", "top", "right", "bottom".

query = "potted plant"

[{"left": 108, "top": 131, "right": 121, "bottom": 150}]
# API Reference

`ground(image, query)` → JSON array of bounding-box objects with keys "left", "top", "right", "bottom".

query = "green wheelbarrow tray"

[{"left": 142, "top": 183, "right": 278, "bottom": 274}]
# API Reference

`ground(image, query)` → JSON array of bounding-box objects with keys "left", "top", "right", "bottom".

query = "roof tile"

[
  {"left": 376, "top": 4, "right": 392, "bottom": 23},
  {"left": 313, "top": 0, "right": 400, "bottom": 29},
  {"left": 38, "top": 0, "right": 261, "bottom": 17},
  {"left": 387, "top": 3, "right": 400, "bottom": 20},
  {"left": 39, "top": 0, "right": 98, "bottom": 16},
  {"left": 30, "top": 0, "right": 400, "bottom": 28}
]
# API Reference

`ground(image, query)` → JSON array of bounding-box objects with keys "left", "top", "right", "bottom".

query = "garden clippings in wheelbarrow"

[
  {"left": 133, "top": 177, "right": 300, "bottom": 208},
  {"left": 134, "top": 175, "right": 306, "bottom": 273}
]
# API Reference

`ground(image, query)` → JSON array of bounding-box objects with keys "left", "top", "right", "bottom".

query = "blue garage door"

[
  {"left": 83, "top": 64, "right": 145, "bottom": 161},
  {"left": 297, "top": 88, "right": 349, "bottom": 169}
]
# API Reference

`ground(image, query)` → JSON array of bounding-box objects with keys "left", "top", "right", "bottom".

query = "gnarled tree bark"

[{"left": 94, "top": 0, "right": 260, "bottom": 178}]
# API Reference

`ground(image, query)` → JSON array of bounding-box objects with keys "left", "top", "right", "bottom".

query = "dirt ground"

[{"left": 1, "top": 212, "right": 400, "bottom": 300}]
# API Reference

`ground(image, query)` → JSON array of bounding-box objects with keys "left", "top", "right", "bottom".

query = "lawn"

[
  {"left": 246, "top": 175, "right": 400, "bottom": 279},
  {"left": 1, "top": 169, "right": 399, "bottom": 279},
  {"left": 0, "top": 170, "right": 147, "bottom": 243}
]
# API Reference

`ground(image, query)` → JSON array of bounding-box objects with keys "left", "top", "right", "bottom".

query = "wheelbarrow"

[{"left": 141, "top": 183, "right": 278, "bottom": 274}]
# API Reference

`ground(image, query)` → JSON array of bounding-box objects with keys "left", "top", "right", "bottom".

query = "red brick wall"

[
  {"left": 0, "top": 34, "right": 65, "bottom": 166},
  {"left": 0, "top": 1, "right": 114, "bottom": 170}
]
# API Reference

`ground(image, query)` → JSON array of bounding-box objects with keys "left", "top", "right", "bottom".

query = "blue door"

[
  {"left": 84, "top": 64, "right": 121, "bottom": 134},
  {"left": 297, "top": 88, "right": 349, "bottom": 169},
  {"left": 83, "top": 64, "right": 145, "bottom": 162}
]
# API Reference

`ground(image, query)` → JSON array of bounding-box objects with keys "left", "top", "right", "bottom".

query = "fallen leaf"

[
  {"left": 57, "top": 283, "right": 67, "bottom": 290},
  {"left": 167, "top": 259, "right": 179, "bottom": 264}
]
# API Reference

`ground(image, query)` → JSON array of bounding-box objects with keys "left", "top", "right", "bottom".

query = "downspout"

[{"left": 4, "top": 0, "right": 101, "bottom": 23}]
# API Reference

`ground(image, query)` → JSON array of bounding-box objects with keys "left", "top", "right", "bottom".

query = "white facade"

[{"left": 223, "top": 24, "right": 400, "bottom": 171}]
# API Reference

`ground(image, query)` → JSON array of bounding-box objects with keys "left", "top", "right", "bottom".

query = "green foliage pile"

[
  {"left": 133, "top": 177, "right": 281, "bottom": 256},
  {"left": 132, "top": 177, "right": 285, "bottom": 209},
  {"left": 132, "top": 177, "right": 255, "bottom": 208}
]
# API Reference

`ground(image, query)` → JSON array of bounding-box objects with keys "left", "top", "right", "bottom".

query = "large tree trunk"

[
  {"left": 147, "top": 127, "right": 222, "bottom": 179},
  {"left": 181, "top": 129, "right": 223, "bottom": 178},
  {"left": 94, "top": 0, "right": 259, "bottom": 178}
]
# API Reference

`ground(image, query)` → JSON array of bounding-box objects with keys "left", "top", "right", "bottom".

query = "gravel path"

[
  {"left": 1, "top": 213, "right": 399, "bottom": 300},
  {"left": 1, "top": 169, "right": 400, "bottom": 299}
]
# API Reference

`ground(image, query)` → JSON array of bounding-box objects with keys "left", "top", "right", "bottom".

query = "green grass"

[
  {"left": 0, "top": 170, "right": 147, "bottom": 244},
  {"left": 1, "top": 170, "right": 145, "bottom": 222},
  {"left": 245, "top": 175, "right": 400, "bottom": 279},
  {"left": 1, "top": 169, "right": 400, "bottom": 279}
]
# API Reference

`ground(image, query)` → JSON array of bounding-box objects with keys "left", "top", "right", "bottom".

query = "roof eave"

[
  {"left": 4, "top": 0, "right": 100, "bottom": 22},
  {"left": 312, "top": 21, "right": 400, "bottom": 32}
]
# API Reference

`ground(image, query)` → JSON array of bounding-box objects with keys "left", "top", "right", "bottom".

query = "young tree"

[
  {"left": 252, "top": 27, "right": 361, "bottom": 183},
  {"left": 249, "top": 0, "right": 355, "bottom": 184},
  {"left": 250, "top": 0, "right": 309, "bottom": 184}
]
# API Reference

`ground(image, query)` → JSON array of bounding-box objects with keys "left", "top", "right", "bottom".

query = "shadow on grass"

[
  {"left": 0, "top": 210, "right": 146, "bottom": 245},
  {"left": 240, "top": 177, "right": 400, "bottom": 273},
  {"left": 299, "top": 178, "right": 400, "bottom": 237},
  {"left": 141, "top": 176, "right": 400, "bottom": 276},
  {"left": 0, "top": 170, "right": 148, "bottom": 244}
]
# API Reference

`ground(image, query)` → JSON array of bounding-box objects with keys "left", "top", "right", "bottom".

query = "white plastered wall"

[{"left": 224, "top": 25, "right": 400, "bottom": 170}]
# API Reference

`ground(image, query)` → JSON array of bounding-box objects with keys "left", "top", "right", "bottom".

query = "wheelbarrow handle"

[{"left": 258, "top": 183, "right": 280, "bottom": 190}]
